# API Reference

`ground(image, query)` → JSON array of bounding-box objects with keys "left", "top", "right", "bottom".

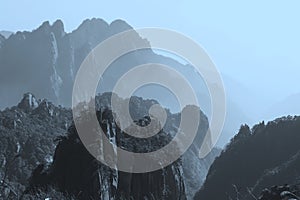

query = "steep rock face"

[
  {"left": 0, "top": 93, "right": 218, "bottom": 199},
  {"left": 195, "top": 116, "right": 300, "bottom": 200},
  {"left": 96, "top": 93, "right": 219, "bottom": 199},
  {"left": 93, "top": 93, "right": 218, "bottom": 199},
  {"left": 0, "top": 19, "right": 150, "bottom": 109},
  {"left": 47, "top": 119, "right": 186, "bottom": 200},
  {"left": 0, "top": 19, "right": 209, "bottom": 116},
  {"left": 25, "top": 93, "right": 217, "bottom": 199},
  {"left": 28, "top": 105, "right": 186, "bottom": 199},
  {"left": 182, "top": 147, "right": 221, "bottom": 200}
]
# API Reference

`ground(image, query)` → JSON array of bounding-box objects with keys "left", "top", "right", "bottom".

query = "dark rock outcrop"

[
  {"left": 0, "top": 93, "right": 218, "bottom": 199},
  {"left": 0, "top": 94, "right": 72, "bottom": 199},
  {"left": 26, "top": 95, "right": 190, "bottom": 200},
  {"left": 195, "top": 116, "right": 300, "bottom": 200}
]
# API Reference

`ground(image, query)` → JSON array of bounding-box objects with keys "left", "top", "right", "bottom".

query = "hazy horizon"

[{"left": 1, "top": 0, "right": 300, "bottom": 143}]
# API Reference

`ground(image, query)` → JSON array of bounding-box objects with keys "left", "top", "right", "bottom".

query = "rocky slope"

[
  {"left": 26, "top": 110, "right": 186, "bottom": 200},
  {"left": 195, "top": 116, "right": 300, "bottom": 200},
  {"left": 0, "top": 93, "right": 219, "bottom": 199},
  {"left": 0, "top": 93, "right": 72, "bottom": 199}
]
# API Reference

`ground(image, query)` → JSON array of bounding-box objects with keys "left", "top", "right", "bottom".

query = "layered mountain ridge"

[
  {"left": 0, "top": 18, "right": 255, "bottom": 147},
  {"left": 0, "top": 93, "right": 220, "bottom": 199},
  {"left": 0, "top": 18, "right": 148, "bottom": 109}
]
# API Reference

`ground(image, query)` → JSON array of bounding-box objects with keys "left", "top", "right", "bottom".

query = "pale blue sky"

[{"left": 1, "top": 0, "right": 300, "bottom": 119}]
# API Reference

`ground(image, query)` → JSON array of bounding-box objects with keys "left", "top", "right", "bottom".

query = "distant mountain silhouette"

[
  {"left": 0, "top": 18, "right": 253, "bottom": 148},
  {"left": 0, "top": 19, "right": 144, "bottom": 109},
  {"left": 0, "top": 18, "right": 205, "bottom": 110}
]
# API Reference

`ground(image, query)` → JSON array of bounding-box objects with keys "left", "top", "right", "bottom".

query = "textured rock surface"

[
  {"left": 0, "top": 93, "right": 219, "bottom": 199},
  {"left": 0, "top": 93, "right": 72, "bottom": 199}
]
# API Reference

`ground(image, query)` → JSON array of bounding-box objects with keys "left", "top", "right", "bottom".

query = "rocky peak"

[
  {"left": 52, "top": 19, "right": 65, "bottom": 37},
  {"left": 17, "top": 93, "right": 39, "bottom": 111},
  {"left": 36, "top": 21, "right": 51, "bottom": 33},
  {"left": 52, "top": 19, "right": 64, "bottom": 30},
  {"left": 79, "top": 18, "right": 109, "bottom": 28},
  {"left": 33, "top": 20, "right": 65, "bottom": 38},
  {"left": 74, "top": 18, "right": 109, "bottom": 36},
  {"left": 109, "top": 19, "right": 133, "bottom": 33}
]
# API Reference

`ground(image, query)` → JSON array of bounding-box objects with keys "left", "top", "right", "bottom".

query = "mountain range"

[
  {"left": 1, "top": 93, "right": 299, "bottom": 200},
  {"left": 0, "top": 18, "right": 254, "bottom": 147},
  {"left": 0, "top": 93, "right": 221, "bottom": 199},
  {"left": 0, "top": 18, "right": 299, "bottom": 200}
]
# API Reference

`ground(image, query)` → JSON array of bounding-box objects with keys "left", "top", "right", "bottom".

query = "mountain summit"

[
  {"left": 17, "top": 93, "right": 39, "bottom": 111},
  {"left": 0, "top": 19, "right": 148, "bottom": 109}
]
